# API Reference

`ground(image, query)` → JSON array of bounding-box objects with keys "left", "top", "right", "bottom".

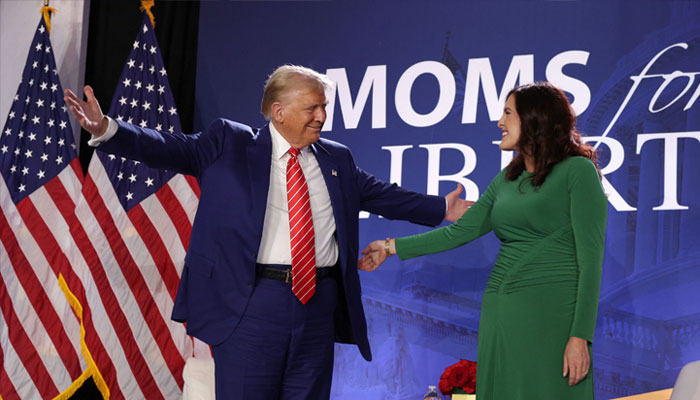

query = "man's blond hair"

[{"left": 260, "top": 65, "right": 334, "bottom": 120}]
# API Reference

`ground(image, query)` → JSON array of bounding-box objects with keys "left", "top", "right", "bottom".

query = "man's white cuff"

[{"left": 86, "top": 116, "right": 118, "bottom": 147}]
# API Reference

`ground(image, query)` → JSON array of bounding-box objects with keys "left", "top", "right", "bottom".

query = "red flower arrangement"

[{"left": 438, "top": 359, "right": 477, "bottom": 396}]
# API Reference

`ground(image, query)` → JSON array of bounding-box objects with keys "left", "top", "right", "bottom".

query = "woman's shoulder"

[
  {"left": 556, "top": 156, "right": 601, "bottom": 187},
  {"left": 558, "top": 155, "right": 598, "bottom": 172},
  {"left": 492, "top": 166, "right": 510, "bottom": 183}
]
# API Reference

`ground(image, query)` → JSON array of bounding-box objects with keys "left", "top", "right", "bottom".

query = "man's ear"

[{"left": 271, "top": 102, "right": 284, "bottom": 124}]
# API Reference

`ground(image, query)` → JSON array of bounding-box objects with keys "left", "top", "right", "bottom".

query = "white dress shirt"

[{"left": 257, "top": 122, "right": 338, "bottom": 267}]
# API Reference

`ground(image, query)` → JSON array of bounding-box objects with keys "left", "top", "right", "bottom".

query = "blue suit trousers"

[{"left": 212, "top": 267, "right": 338, "bottom": 399}]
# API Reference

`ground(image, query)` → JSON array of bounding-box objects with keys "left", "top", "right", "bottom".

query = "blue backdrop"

[{"left": 194, "top": 2, "right": 700, "bottom": 398}]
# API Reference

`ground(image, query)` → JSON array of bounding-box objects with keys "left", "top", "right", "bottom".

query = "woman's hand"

[
  {"left": 358, "top": 239, "right": 394, "bottom": 271},
  {"left": 563, "top": 336, "right": 590, "bottom": 386}
]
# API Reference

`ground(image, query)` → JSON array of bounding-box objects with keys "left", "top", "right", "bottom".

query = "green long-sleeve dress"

[{"left": 396, "top": 156, "right": 607, "bottom": 399}]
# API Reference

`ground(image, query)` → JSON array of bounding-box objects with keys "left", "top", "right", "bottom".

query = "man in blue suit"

[{"left": 65, "top": 65, "right": 470, "bottom": 399}]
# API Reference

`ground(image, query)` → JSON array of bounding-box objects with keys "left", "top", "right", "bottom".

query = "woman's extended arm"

[{"left": 358, "top": 170, "right": 505, "bottom": 271}]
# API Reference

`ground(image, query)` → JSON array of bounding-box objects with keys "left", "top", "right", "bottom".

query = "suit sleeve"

[
  {"left": 351, "top": 154, "right": 445, "bottom": 227},
  {"left": 395, "top": 170, "right": 503, "bottom": 260},
  {"left": 97, "top": 119, "right": 232, "bottom": 177},
  {"left": 567, "top": 157, "right": 607, "bottom": 342}
]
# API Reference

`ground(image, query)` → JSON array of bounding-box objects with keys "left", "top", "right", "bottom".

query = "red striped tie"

[{"left": 287, "top": 148, "right": 316, "bottom": 304}]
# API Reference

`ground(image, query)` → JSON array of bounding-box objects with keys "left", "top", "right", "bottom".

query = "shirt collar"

[{"left": 269, "top": 122, "right": 310, "bottom": 161}]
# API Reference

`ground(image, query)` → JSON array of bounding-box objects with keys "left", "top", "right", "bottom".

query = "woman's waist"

[
  {"left": 495, "top": 245, "right": 578, "bottom": 268},
  {"left": 486, "top": 260, "right": 579, "bottom": 293}
]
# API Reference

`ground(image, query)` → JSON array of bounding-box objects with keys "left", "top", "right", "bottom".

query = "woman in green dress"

[{"left": 359, "top": 82, "right": 607, "bottom": 399}]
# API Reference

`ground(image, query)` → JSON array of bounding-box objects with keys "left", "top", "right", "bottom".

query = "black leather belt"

[{"left": 256, "top": 265, "right": 333, "bottom": 283}]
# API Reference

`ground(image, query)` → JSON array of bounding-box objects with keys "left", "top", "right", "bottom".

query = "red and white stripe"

[
  {"left": 0, "top": 159, "right": 85, "bottom": 399},
  {"left": 1, "top": 153, "right": 205, "bottom": 399},
  {"left": 63, "top": 155, "right": 203, "bottom": 399}
]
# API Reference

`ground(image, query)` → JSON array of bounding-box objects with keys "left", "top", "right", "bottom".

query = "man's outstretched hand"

[
  {"left": 64, "top": 85, "right": 108, "bottom": 137},
  {"left": 445, "top": 184, "right": 474, "bottom": 222}
]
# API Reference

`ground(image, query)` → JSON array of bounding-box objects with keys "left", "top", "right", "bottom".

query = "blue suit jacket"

[{"left": 100, "top": 119, "right": 445, "bottom": 361}]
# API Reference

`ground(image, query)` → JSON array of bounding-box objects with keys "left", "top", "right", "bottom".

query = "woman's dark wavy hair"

[{"left": 505, "top": 81, "right": 599, "bottom": 187}]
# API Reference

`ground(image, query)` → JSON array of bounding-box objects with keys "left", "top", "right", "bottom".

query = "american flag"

[
  {"left": 0, "top": 17, "right": 88, "bottom": 398},
  {"left": 71, "top": 13, "right": 204, "bottom": 399}
]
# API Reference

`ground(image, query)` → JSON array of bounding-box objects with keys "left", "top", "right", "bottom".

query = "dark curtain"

[
  {"left": 71, "top": 2, "right": 199, "bottom": 397},
  {"left": 79, "top": 0, "right": 200, "bottom": 172}
]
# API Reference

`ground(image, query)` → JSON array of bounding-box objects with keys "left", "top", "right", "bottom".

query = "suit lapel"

[
  {"left": 312, "top": 141, "right": 347, "bottom": 264},
  {"left": 247, "top": 125, "right": 272, "bottom": 227}
]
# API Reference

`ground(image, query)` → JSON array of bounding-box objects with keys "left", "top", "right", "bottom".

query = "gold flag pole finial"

[
  {"left": 40, "top": 0, "right": 56, "bottom": 34},
  {"left": 140, "top": 0, "right": 156, "bottom": 29}
]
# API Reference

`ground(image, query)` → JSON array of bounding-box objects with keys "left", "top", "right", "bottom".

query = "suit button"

[{"left": 248, "top": 281, "right": 254, "bottom": 287}]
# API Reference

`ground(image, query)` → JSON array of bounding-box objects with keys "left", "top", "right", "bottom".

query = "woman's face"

[{"left": 497, "top": 95, "right": 521, "bottom": 151}]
